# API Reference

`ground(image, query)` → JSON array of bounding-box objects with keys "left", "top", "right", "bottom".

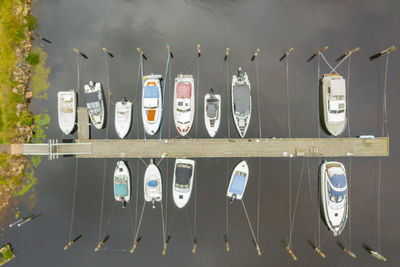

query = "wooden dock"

[{"left": 5, "top": 107, "right": 389, "bottom": 159}]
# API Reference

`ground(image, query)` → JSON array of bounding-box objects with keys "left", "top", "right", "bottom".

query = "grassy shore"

[{"left": 0, "top": 0, "right": 37, "bottom": 214}]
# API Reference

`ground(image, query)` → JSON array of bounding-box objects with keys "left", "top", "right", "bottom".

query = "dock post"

[
  {"left": 192, "top": 238, "right": 198, "bottom": 253},
  {"left": 197, "top": 44, "right": 201, "bottom": 57},
  {"left": 130, "top": 237, "right": 142, "bottom": 254},
  {"left": 33, "top": 32, "right": 52, "bottom": 44},
  {"left": 224, "top": 47, "right": 230, "bottom": 61},
  {"left": 251, "top": 48, "right": 260, "bottom": 61},
  {"left": 314, "top": 247, "right": 326, "bottom": 258},
  {"left": 336, "top": 47, "right": 360, "bottom": 62},
  {"left": 369, "top": 45, "right": 396, "bottom": 61},
  {"left": 167, "top": 45, "right": 174, "bottom": 58},
  {"left": 162, "top": 235, "right": 170, "bottom": 255},
  {"left": 94, "top": 235, "right": 109, "bottom": 252},
  {"left": 64, "top": 234, "right": 82, "bottom": 250},
  {"left": 307, "top": 46, "right": 328, "bottom": 62},
  {"left": 285, "top": 245, "right": 297, "bottom": 261},
  {"left": 369, "top": 250, "right": 387, "bottom": 262},
  {"left": 137, "top": 47, "right": 147, "bottom": 60},
  {"left": 73, "top": 48, "right": 88, "bottom": 59},
  {"left": 279, "top": 47, "right": 294, "bottom": 61},
  {"left": 102, "top": 48, "right": 114, "bottom": 58}
]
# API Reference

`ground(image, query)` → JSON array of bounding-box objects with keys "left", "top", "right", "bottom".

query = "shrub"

[
  {"left": 25, "top": 52, "right": 40, "bottom": 65},
  {"left": 26, "top": 14, "right": 38, "bottom": 31}
]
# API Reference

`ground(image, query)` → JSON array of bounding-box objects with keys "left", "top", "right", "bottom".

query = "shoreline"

[{"left": 0, "top": 0, "right": 35, "bottom": 215}]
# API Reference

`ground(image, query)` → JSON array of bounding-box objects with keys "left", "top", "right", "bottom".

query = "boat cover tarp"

[
  {"left": 114, "top": 183, "right": 128, "bottom": 196},
  {"left": 85, "top": 90, "right": 100, "bottom": 103},
  {"left": 330, "top": 79, "right": 345, "bottom": 96},
  {"left": 229, "top": 173, "right": 246, "bottom": 195},
  {"left": 328, "top": 174, "right": 347, "bottom": 197},
  {"left": 176, "top": 165, "right": 192, "bottom": 185},
  {"left": 148, "top": 180, "right": 158, "bottom": 187},
  {"left": 207, "top": 102, "right": 217, "bottom": 118},
  {"left": 144, "top": 86, "right": 160, "bottom": 98},
  {"left": 233, "top": 85, "right": 250, "bottom": 115},
  {"left": 176, "top": 83, "right": 192, "bottom": 98}
]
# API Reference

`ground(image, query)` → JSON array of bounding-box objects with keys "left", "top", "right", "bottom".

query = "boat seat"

[
  {"left": 147, "top": 109, "right": 156, "bottom": 121},
  {"left": 61, "top": 107, "right": 73, "bottom": 113},
  {"left": 207, "top": 103, "right": 217, "bottom": 118},
  {"left": 148, "top": 180, "right": 158, "bottom": 187}
]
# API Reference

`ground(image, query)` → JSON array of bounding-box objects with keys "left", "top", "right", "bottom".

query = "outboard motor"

[
  {"left": 230, "top": 194, "right": 237, "bottom": 204},
  {"left": 121, "top": 197, "right": 126, "bottom": 208},
  {"left": 89, "top": 80, "right": 94, "bottom": 88},
  {"left": 152, "top": 200, "right": 156, "bottom": 209}
]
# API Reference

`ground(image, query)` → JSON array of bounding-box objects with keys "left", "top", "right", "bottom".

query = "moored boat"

[
  {"left": 115, "top": 98, "right": 132, "bottom": 138},
  {"left": 142, "top": 74, "right": 163, "bottom": 135},
  {"left": 144, "top": 159, "right": 162, "bottom": 209},
  {"left": 322, "top": 74, "right": 347, "bottom": 136},
  {"left": 320, "top": 161, "right": 348, "bottom": 236},
  {"left": 84, "top": 81, "right": 105, "bottom": 129},
  {"left": 57, "top": 90, "right": 76, "bottom": 135},
  {"left": 227, "top": 160, "right": 249, "bottom": 203},
  {"left": 174, "top": 74, "right": 195, "bottom": 136},
  {"left": 173, "top": 159, "right": 195, "bottom": 208},
  {"left": 204, "top": 89, "right": 221, "bottom": 137},
  {"left": 232, "top": 67, "right": 251, "bottom": 138},
  {"left": 114, "top": 161, "right": 130, "bottom": 208}
]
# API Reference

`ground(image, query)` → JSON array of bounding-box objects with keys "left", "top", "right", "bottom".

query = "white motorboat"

[
  {"left": 226, "top": 160, "right": 249, "bottom": 203},
  {"left": 115, "top": 98, "right": 132, "bottom": 139},
  {"left": 320, "top": 161, "right": 348, "bottom": 236},
  {"left": 142, "top": 74, "right": 162, "bottom": 135},
  {"left": 204, "top": 89, "right": 221, "bottom": 137},
  {"left": 57, "top": 90, "right": 76, "bottom": 135},
  {"left": 232, "top": 67, "right": 251, "bottom": 138},
  {"left": 173, "top": 159, "right": 195, "bottom": 208},
  {"left": 174, "top": 74, "right": 195, "bottom": 136},
  {"left": 114, "top": 161, "right": 130, "bottom": 208},
  {"left": 84, "top": 81, "right": 105, "bottom": 129},
  {"left": 322, "top": 74, "right": 347, "bottom": 136},
  {"left": 144, "top": 159, "right": 162, "bottom": 209}
]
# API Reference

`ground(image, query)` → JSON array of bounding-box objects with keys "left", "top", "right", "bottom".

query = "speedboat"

[
  {"left": 173, "top": 159, "right": 195, "bottom": 208},
  {"left": 144, "top": 159, "right": 162, "bottom": 209},
  {"left": 174, "top": 74, "right": 195, "bottom": 136},
  {"left": 204, "top": 89, "right": 221, "bottom": 137},
  {"left": 227, "top": 160, "right": 249, "bottom": 203},
  {"left": 232, "top": 67, "right": 251, "bottom": 138},
  {"left": 322, "top": 74, "right": 347, "bottom": 136},
  {"left": 114, "top": 161, "right": 130, "bottom": 208},
  {"left": 115, "top": 98, "right": 132, "bottom": 138},
  {"left": 320, "top": 161, "right": 348, "bottom": 236},
  {"left": 142, "top": 74, "right": 162, "bottom": 135},
  {"left": 84, "top": 81, "right": 105, "bottom": 129},
  {"left": 57, "top": 90, "right": 76, "bottom": 135}
]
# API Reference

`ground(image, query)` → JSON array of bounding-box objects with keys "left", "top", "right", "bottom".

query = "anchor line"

[
  {"left": 320, "top": 53, "right": 334, "bottom": 73},
  {"left": 241, "top": 199, "right": 260, "bottom": 249},
  {"left": 134, "top": 159, "right": 140, "bottom": 233},
  {"left": 68, "top": 158, "right": 79, "bottom": 241},
  {"left": 225, "top": 159, "right": 230, "bottom": 238},
  {"left": 132, "top": 57, "right": 141, "bottom": 105},
  {"left": 348, "top": 157, "right": 352, "bottom": 251},
  {"left": 167, "top": 206, "right": 176, "bottom": 236},
  {"left": 98, "top": 158, "right": 108, "bottom": 241},
  {"left": 139, "top": 54, "right": 147, "bottom": 141},
  {"left": 285, "top": 54, "right": 292, "bottom": 138},
  {"left": 168, "top": 59, "right": 173, "bottom": 139},
  {"left": 256, "top": 158, "right": 261, "bottom": 241},
  {"left": 160, "top": 201, "right": 166, "bottom": 245},
  {"left": 316, "top": 54, "right": 322, "bottom": 248},
  {"left": 133, "top": 202, "right": 146, "bottom": 243},
  {"left": 129, "top": 195, "right": 136, "bottom": 244},
  {"left": 225, "top": 59, "right": 231, "bottom": 139},
  {"left": 306, "top": 158, "right": 318, "bottom": 248},
  {"left": 159, "top": 51, "right": 171, "bottom": 140},
  {"left": 193, "top": 162, "right": 198, "bottom": 239},
  {"left": 195, "top": 56, "right": 200, "bottom": 138},
  {"left": 103, "top": 201, "right": 118, "bottom": 237},
  {"left": 346, "top": 56, "right": 351, "bottom": 137},
  {"left": 382, "top": 54, "right": 390, "bottom": 137},
  {"left": 254, "top": 55, "right": 262, "bottom": 139},
  {"left": 165, "top": 159, "right": 169, "bottom": 235},
  {"left": 288, "top": 158, "right": 305, "bottom": 247},
  {"left": 185, "top": 206, "right": 194, "bottom": 241},
  {"left": 104, "top": 52, "right": 112, "bottom": 139},
  {"left": 75, "top": 52, "right": 80, "bottom": 94}
]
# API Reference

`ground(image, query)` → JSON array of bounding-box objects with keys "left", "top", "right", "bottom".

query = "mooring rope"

[
  {"left": 225, "top": 159, "right": 230, "bottom": 240},
  {"left": 320, "top": 53, "right": 334, "bottom": 73},
  {"left": 159, "top": 51, "right": 171, "bottom": 140},
  {"left": 195, "top": 57, "right": 200, "bottom": 138},
  {"left": 256, "top": 158, "right": 261, "bottom": 241},
  {"left": 68, "top": 158, "right": 79, "bottom": 241},
  {"left": 134, "top": 159, "right": 140, "bottom": 234},
  {"left": 306, "top": 158, "right": 318, "bottom": 248},
  {"left": 288, "top": 158, "right": 305, "bottom": 247},
  {"left": 241, "top": 199, "right": 260, "bottom": 250},
  {"left": 382, "top": 54, "right": 390, "bottom": 137},
  {"left": 184, "top": 206, "right": 194, "bottom": 240},
  {"left": 225, "top": 59, "right": 231, "bottom": 139},
  {"left": 346, "top": 56, "right": 352, "bottom": 137},
  {"left": 348, "top": 157, "right": 352, "bottom": 251},
  {"left": 104, "top": 52, "right": 111, "bottom": 139},
  {"left": 75, "top": 52, "right": 80, "bottom": 94},
  {"left": 193, "top": 163, "right": 198, "bottom": 239},
  {"left": 160, "top": 201, "right": 166, "bottom": 245},
  {"left": 98, "top": 159, "right": 108, "bottom": 242},
  {"left": 255, "top": 56, "right": 262, "bottom": 139},
  {"left": 133, "top": 202, "right": 146, "bottom": 243},
  {"left": 140, "top": 54, "right": 147, "bottom": 141},
  {"left": 103, "top": 201, "right": 118, "bottom": 237},
  {"left": 316, "top": 54, "right": 322, "bottom": 249}
]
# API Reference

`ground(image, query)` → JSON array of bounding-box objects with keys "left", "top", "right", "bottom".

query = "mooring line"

[
  {"left": 68, "top": 158, "right": 79, "bottom": 241},
  {"left": 347, "top": 56, "right": 351, "bottom": 137},
  {"left": 104, "top": 51, "right": 112, "bottom": 139},
  {"left": 256, "top": 158, "right": 261, "bottom": 241},
  {"left": 254, "top": 56, "right": 262, "bottom": 139},
  {"left": 195, "top": 57, "right": 200, "bottom": 138},
  {"left": 139, "top": 54, "right": 147, "bottom": 141},
  {"left": 348, "top": 158, "right": 352, "bottom": 251},
  {"left": 241, "top": 199, "right": 261, "bottom": 255},
  {"left": 225, "top": 158, "right": 230, "bottom": 240},
  {"left": 103, "top": 201, "right": 118, "bottom": 237},
  {"left": 98, "top": 159, "right": 108, "bottom": 242},
  {"left": 306, "top": 158, "right": 318, "bottom": 248},
  {"left": 225, "top": 59, "right": 231, "bottom": 139},
  {"left": 134, "top": 159, "right": 140, "bottom": 234},
  {"left": 159, "top": 49, "right": 171, "bottom": 140}
]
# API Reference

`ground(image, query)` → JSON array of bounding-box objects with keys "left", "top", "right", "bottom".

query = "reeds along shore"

[{"left": 0, "top": 0, "right": 35, "bottom": 213}]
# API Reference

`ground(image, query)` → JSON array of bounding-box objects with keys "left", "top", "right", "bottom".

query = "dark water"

[{"left": 3, "top": 0, "right": 400, "bottom": 266}]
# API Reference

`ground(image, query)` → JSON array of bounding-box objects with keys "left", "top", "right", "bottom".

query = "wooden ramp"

[{"left": 74, "top": 137, "right": 388, "bottom": 158}]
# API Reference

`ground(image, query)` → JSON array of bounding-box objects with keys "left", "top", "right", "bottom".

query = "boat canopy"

[
  {"left": 329, "top": 79, "right": 345, "bottom": 99},
  {"left": 233, "top": 85, "right": 250, "bottom": 115},
  {"left": 148, "top": 180, "right": 158, "bottom": 187},
  {"left": 229, "top": 173, "right": 246, "bottom": 195},
  {"left": 87, "top": 102, "right": 102, "bottom": 115},
  {"left": 207, "top": 101, "right": 218, "bottom": 118},
  {"left": 176, "top": 83, "right": 192, "bottom": 98},
  {"left": 114, "top": 183, "right": 128, "bottom": 196},
  {"left": 144, "top": 86, "right": 160, "bottom": 98},
  {"left": 176, "top": 164, "right": 192, "bottom": 187}
]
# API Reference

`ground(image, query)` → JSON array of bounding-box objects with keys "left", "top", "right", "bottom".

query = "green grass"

[{"left": 26, "top": 51, "right": 40, "bottom": 65}]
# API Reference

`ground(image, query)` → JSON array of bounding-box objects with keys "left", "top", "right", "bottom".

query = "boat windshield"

[
  {"left": 229, "top": 172, "right": 246, "bottom": 195},
  {"left": 328, "top": 186, "right": 345, "bottom": 203},
  {"left": 233, "top": 85, "right": 250, "bottom": 116},
  {"left": 176, "top": 83, "right": 192, "bottom": 99},
  {"left": 114, "top": 183, "right": 128, "bottom": 196},
  {"left": 144, "top": 86, "right": 160, "bottom": 98},
  {"left": 148, "top": 180, "right": 158, "bottom": 187},
  {"left": 207, "top": 102, "right": 218, "bottom": 118},
  {"left": 175, "top": 163, "right": 193, "bottom": 189},
  {"left": 327, "top": 174, "right": 347, "bottom": 203}
]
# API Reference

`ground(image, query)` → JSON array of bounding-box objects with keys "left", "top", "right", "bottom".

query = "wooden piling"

[
  {"left": 251, "top": 48, "right": 260, "bottom": 61},
  {"left": 167, "top": 45, "right": 174, "bottom": 58},
  {"left": 94, "top": 236, "right": 109, "bottom": 252},
  {"left": 102, "top": 48, "right": 114, "bottom": 58},
  {"left": 279, "top": 47, "right": 294, "bottom": 61},
  {"left": 224, "top": 47, "right": 230, "bottom": 61},
  {"left": 336, "top": 47, "right": 360, "bottom": 62},
  {"left": 315, "top": 247, "right": 326, "bottom": 258},
  {"left": 64, "top": 234, "right": 82, "bottom": 250},
  {"left": 137, "top": 47, "right": 147, "bottom": 60},
  {"left": 370, "top": 45, "right": 396, "bottom": 61},
  {"left": 285, "top": 245, "right": 297, "bottom": 261},
  {"left": 197, "top": 44, "right": 201, "bottom": 57},
  {"left": 307, "top": 46, "right": 328, "bottom": 62},
  {"left": 370, "top": 250, "right": 387, "bottom": 262}
]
